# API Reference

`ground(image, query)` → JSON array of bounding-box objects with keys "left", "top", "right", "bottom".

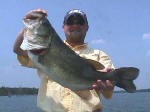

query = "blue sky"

[{"left": 0, "top": 0, "right": 150, "bottom": 90}]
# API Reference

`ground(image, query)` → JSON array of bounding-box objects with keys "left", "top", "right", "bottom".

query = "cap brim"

[{"left": 64, "top": 13, "right": 88, "bottom": 25}]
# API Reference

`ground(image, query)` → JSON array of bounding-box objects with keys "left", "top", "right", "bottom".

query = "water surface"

[{"left": 0, "top": 92, "right": 150, "bottom": 112}]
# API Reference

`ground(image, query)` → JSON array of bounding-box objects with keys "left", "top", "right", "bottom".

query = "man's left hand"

[{"left": 91, "top": 68, "right": 115, "bottom": 91}]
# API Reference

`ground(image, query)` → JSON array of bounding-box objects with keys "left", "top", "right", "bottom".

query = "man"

[{"left": 14, "top": 9, "right": 115, "bottom": 112}]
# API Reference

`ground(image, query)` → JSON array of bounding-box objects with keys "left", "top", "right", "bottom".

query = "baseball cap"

[{"left": 63, "top": 9, "right": 88, "bottom": 25}]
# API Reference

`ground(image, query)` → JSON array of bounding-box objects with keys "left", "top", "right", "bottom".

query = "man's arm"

[
  {"left": 14, "top": 9, "right": 49, "bottom": 68},
  {"left": 94, "top": 50, "right": 115, "bottom": 99},
  {"left": 14, "top": 29, "right": 36, "bottom": 68}
]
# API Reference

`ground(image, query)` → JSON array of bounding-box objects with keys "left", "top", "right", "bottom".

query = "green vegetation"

[
  {"left": 0, "top": 87, "right": 150, "bottom": 96},
  {"left": 0, "top": 87, "right": 38, "bottom": 96}
]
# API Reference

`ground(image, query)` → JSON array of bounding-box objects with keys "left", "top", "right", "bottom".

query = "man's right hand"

[{"left": 25, "top": 9, "right": 48, "bottom": 20}]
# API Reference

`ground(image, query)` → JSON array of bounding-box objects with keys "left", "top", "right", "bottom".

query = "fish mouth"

[
  {"left": 21, "top": 18, "right": 50, "bottom": 51},
  {"left": 20, "top": 36, "right": 49, "bottom": 50},
  {"left": 30, "top": 48, "right": 48, "bottom": 55}
]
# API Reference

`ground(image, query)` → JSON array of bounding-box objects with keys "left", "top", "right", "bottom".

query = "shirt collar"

[{"left": 64, "top": 41, "right": 88, "bottom": 50}]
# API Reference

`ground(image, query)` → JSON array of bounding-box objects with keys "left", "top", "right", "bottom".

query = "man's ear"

[{"left": 85, "top": 25, "right": 89, "bottom": 31}]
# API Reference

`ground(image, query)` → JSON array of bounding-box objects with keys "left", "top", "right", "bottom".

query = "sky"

[{"left": 0, "top": 0, "right": 150, "bottom": 90}]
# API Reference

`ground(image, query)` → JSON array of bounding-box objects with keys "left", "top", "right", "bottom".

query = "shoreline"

[{"left": 0, "top": 87, "right": 149, "bottom": 96}]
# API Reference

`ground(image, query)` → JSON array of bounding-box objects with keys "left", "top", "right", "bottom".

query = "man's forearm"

[{"left": 101, "top": 88, "right": 114, "bottom": 99}]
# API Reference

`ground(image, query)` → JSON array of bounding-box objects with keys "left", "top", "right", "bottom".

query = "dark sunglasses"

[{"left": 66, "top": 15, "right": 86, "bottom": 25}]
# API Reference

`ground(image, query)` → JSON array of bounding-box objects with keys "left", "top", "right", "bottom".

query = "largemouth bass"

[{"left": 20, "top": 10, "right": 139, "bottom": 93}]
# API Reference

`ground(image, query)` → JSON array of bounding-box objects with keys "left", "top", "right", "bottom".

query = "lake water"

[{"left": 0, "top": 92, "right": 150, "bottom": 112}]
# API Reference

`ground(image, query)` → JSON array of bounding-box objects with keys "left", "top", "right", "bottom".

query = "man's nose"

[{"left": 71, "top": 24, "right": 81, "bottom": 29}]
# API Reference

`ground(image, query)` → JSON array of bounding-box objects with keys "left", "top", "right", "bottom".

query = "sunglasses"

[{"left": 66, "top": 15, "right": 86, "bottom": 25}]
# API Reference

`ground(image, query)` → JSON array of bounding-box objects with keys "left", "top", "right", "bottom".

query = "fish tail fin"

[
  {"left": 116, "top": 80, "right": 136, "bottom": 93},
  {"left": 111, "top": 67, "right": 139, "bottom": 93}
]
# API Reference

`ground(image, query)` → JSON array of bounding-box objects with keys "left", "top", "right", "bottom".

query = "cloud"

[
  {"left": 91, "top": 39, "right": 106, "bottom": 44},
  {"left": 143, "top": 33, "right": 150, "bottom": 40}
]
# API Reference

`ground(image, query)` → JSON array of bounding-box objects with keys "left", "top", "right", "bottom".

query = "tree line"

[
  {"left": 0, "top": 87, "right": 150, "bottom": 96},
  {"left": 0, "top": 87, "right": 38, "bottom": 96}
]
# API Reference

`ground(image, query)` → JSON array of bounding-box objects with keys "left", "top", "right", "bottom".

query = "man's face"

[
  {"left": 63, "top": 15, "right": 89, "bottom": 43},
  {"left": 64, "top": 24, "right": 89, "bottom": 43}
]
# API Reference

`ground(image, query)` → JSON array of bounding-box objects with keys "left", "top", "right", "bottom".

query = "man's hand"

[
  {"left": 91, "top": 68, "right": 115, "bottom": 91},
  {"left": 25, "top": 8, "right": 48, "bottom": 20}
]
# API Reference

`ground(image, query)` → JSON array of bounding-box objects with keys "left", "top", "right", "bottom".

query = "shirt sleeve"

[
  {"left": 97, "top": 50, "right": 115, "bottom": 99},
  {"left": 98, "top": 50, "right": 115, "bottom": 69},
  {"left": 17, "top": 55, "right": 36, "bottom": 68}
]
